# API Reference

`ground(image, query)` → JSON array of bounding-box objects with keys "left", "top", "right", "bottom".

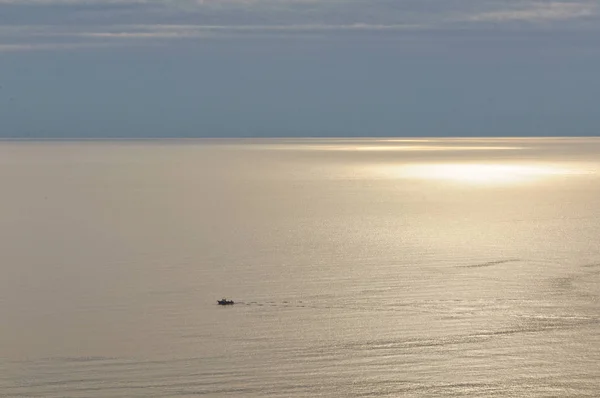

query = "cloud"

[
  {"left": 0, "top": 42, "right": 123, "bottom": 51},
  {"left": 0, "top": 0, "right": 152, "bottom": 4},
  {"left": 466, "top": 1, "right": 597, "bottom": 23},
  {"left": 0, "top": 22, "right": 425, "bottom": 37},
  {"left": 1, "top": 0, "right": 598, "bottom": 51}
]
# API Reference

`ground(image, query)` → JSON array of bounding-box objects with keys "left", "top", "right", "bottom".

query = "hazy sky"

[{"left": 1, "top": 0, "right": 599, "bottom": 137}]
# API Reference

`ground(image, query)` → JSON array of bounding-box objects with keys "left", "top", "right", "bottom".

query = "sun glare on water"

[{"left": 380, "top": 163, "right": 592, "bottom": 185}]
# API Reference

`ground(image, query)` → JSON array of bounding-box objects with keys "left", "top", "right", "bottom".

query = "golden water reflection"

[
  {"left": 257, "top": 144, "right": 522, "bottom": 152},
  {"left": 377, "top": 162, "right": 595, "bottom": 185},
  {"left": 326, "top": 145, "right": 522, "bottom": 152}
]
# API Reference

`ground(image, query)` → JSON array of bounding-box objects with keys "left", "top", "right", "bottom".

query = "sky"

[{"left": 0, "top": 0, "right": 599, "bottom": 138}]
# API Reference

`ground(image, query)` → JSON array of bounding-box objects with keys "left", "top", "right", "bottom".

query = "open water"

[{"left": 1, "top": 138, "right": 599, "bottom": 397}]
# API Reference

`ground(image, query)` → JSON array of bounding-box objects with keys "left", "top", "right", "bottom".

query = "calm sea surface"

[{"left": 1, "top": 138, "right": 599, "bottom": 397}]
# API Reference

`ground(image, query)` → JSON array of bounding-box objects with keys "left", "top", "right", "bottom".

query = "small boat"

[{"left": 217, "top": 298, "right": 234, "bottom": 305}]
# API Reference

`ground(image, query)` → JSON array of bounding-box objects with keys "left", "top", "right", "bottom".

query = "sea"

[{"left": 0, "top": 138, "right": 599, "bottom": 397}]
